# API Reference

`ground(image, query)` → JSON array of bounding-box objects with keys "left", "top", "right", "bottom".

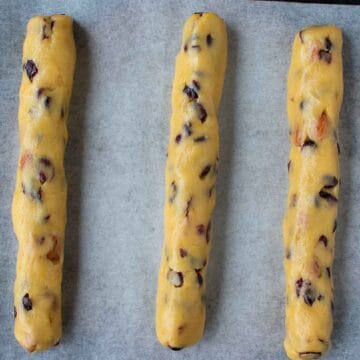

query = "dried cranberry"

[
  {"left": 45, "top": 96, "right": 52, "bottom": 108},
  {"left": 183, "top": 122, "right": 192, "bottom": 137},
  {"left": 303, "top": 281, "right": 316, "bottom": 306},
  {"left": 199, "top": 165, "right": 211, "bottom": 179},
  {"left": 175, "top": 134, "right": 182, "bottom": 143},
  {"left": 14, "top": 306, "right": 17, "bottom": 319},
  {"left": 192, "top": 80, "right": 200, "bottom": 90},
  {"left": 206, "top": 34, "right": 213, "bottom": 46},
  {"left": 169, "top": 181, "right": 177, "bottom": 203},
  {"left": 196, "top": 224, "right": 206, "bottom": 235},
  {"left": 194, "top": 136, "right": 206, "bottom": 142},
  {"left": 179, "top": 248, "right": 187, "bottom": 257},
  {"left": 295, "top": 278, "right": 303, "bottom": 297},
  {"left": 23, "top": 60, "right": 38, "bottom": 82},
  {"left": 39, "top": 157, "right": 52, "bottom": 167},
  {"left": 39, "top": 172, "right": 47, "bottom": 184},
  {"left": 195, "top": 103, "right": 207, "bottom": 123},
  {"left": 319, "top": 235, "right": 328, "bottom": 247},
  {"left": 22, "top": 293, "right": 32, "bottom": 311},
  {"left": 183, "top": 85, "right": 198, "bottom": 100},
  {"left": 37, "top": 88, "right": 45, "bottom": 97},
  {"left": 185, "top": 197, "right": 192, "bottom": 217}
]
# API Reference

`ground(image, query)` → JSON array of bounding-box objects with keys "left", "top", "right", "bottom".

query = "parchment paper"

[{"left": 0, "top": 1, "right": 359, "bottom": 359}]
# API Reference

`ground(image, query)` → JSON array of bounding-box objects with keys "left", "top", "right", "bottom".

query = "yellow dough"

[
  {"left": 156, "top": 12, "right": 227, "bottom": 350},
  {"left": 283, "top": 26, "right": 343, "bottom": 360},
  {"left": 12, "top": 15, "right": 76, "bottom": 352}
]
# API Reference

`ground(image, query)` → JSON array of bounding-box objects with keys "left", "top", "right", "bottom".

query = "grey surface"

[{"left": 0, "top": 0, "right": 359, "bottom": 359}]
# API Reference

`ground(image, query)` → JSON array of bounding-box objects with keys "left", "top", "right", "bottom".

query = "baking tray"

[{"left": 0, "top": 0, "right": 359, "bottom": 359}]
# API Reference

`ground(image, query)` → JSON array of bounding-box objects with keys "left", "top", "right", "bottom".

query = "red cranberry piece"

[
  {"left": 183, "top": 85, "right": 198, "bottom": 100},
  {"left": 199, "top": 165, "right": 211, "bottom": 179},
  {"left": 22, "top": 293, "right": 32, "bottom": 311},
  {"left": 23, "top": 60, "right": 38, "bottom": 82}
]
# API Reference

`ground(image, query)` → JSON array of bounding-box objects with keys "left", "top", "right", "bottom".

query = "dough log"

[
  {"left": 12, "top": 15, "right": 76, "bottom": 352},
  {"left": 283, "top": 26, "right": 343, "bottom": 360},
  {"left": 156, "top": 12, "right": 227, "bottom": 350}
]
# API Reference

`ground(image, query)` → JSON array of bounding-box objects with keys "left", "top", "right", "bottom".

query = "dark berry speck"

[
  {"left": 45, "top": 96, "right": 52, "bottom": 108},
  {"left": 295, "top": 278, "right": 303, "bottom": 297},
  {"left": 192, "top": 80, "right": 200, "bottom": 90},
  {"left": 196, "top": 224, "right": 206, "bottom": 235},
  {"left": 179, "top": 248, "right": 187, "bottom": 257},
  {"left": 194, "top": 136, "right": 206, "bottom": 143},
  {"left": 206, "top": 34, "right": 213, "bottom": 46},
  {"left": 183, "top": 84, "right": 198, "bottom": 100},
  {"left": 199, "top": 165, "right": 211, "bottom": 179},
  {"left": 39, "top": 172, "right": 47, "bottom": 184},
  {"left": 23, "top": 60, "right": 38, "bottom": 82},
  {"left": 195, "top": 103, "right": 207, "bottom": 123},
  {"left": 319, "top": 235, "right": 328, "bottom": 247},
  {"left": 22, "top": 293, "right": 32, "bottom": 311}
]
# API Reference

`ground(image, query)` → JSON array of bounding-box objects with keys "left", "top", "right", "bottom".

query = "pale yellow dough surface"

[
  {"left": 283, "top": 26, "right": 343, "bottom": 360},
  {"left": 12, "top": 15, "right": 76, "bottom": 352},
  {"left": 156, "top": 12, "right": 227, "bottom": 350}
]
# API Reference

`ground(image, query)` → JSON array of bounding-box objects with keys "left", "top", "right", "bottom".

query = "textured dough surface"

[
  {"left": 283, "top": 26, "right": 343, "bottom": 360},
  {"left": 156, "top": 12, "right": 227, "bottom": 350},
  {"left": 12, "top": 15, "right": 76, "bottom": 352}
]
